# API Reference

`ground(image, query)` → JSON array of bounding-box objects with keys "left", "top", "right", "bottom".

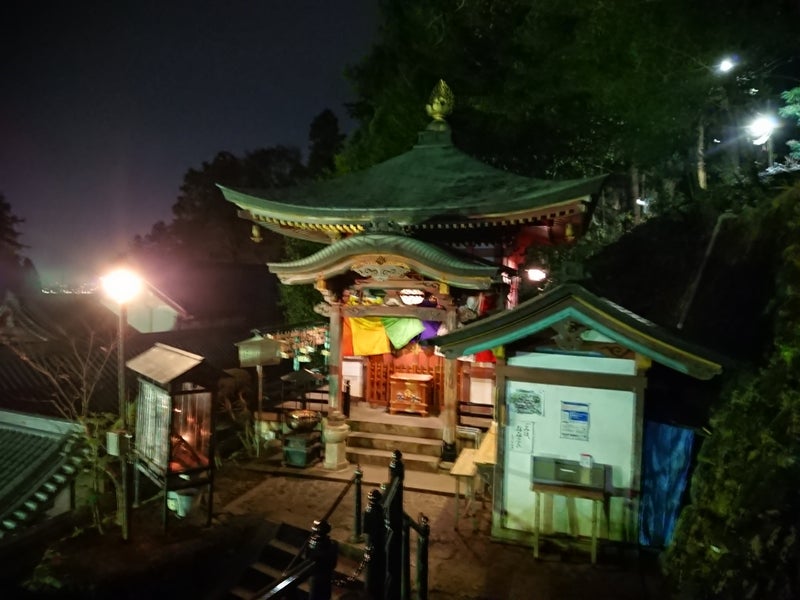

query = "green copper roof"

[
  {"left": 267, "top": 233, "right": 498, "bottom": 289},
  {"left": 424, "top": 283, "right": 726, "bottom": 380},
  {"left": 219, "top": 130, "right": 606, "bottom": 229}
]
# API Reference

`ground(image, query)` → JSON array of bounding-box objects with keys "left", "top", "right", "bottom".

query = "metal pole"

[
  {"left": 256, "top": 364, "right": 263, "bottom": 457},
  {"left": 350, "top": 466, "right": 364, "bottom": 543},
  {"left": 118, "top": 303, "right": 131, "bottom": 541}
]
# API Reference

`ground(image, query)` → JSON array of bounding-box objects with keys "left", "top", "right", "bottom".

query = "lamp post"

[
  {"left": 747, "top": 114, "right": 778, "bottom": 166},
  {"left": 102, "top": 267, "right": 142, "bottom": 541}
]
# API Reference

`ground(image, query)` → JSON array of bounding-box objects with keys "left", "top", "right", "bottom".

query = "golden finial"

[{"left": 425, "top": 79, "right": 454, "bottom": 128}]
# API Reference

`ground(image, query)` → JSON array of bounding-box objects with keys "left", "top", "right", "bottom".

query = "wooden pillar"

[
  {"left": 441, "top": 307, "right": 458, "bottom": 462},
  {"left": 327, "top": 303, "right": 342, "bottom": 411}
]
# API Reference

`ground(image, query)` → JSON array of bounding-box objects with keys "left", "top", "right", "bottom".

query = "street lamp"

[
  {"left": 101, "top": 267, "right": 142, "bottom": 541},
  {"left": 717, "top": 57, "right": 737, "bottom": 73},
  {"left": 747, "top": 114, "right": 778, "bottom": 165},
  {"left": 526, "top": 267, "right": 548, "bottom": 283}
]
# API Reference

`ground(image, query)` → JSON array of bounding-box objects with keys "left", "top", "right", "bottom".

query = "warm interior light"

[
  {"left": 526, "top": 268, "right": 548, "bottom": 283},
  {"left": 102, "top": 268, "right": 142, "bottom": 304},
  {"left": 399, "top": 289, "right": 425, "bottom": 305}
]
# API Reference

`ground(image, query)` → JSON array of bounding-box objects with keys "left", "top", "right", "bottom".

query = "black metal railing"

[
  {"left": 364, "top": 450, "right": 430, "bottom": 600},
  {"left": 254, "top": 450, "right": 429, "bottom": 600}
]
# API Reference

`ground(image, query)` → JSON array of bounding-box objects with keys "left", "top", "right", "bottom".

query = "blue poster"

[{"left": 560, "top": 401, "right": 589, "bottom": 441}]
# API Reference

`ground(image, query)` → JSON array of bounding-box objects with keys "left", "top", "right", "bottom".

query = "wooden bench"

[{"left": 450, "top": 448, "right": 478, "bottom": 530}]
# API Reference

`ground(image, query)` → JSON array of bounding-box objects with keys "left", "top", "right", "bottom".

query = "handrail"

[
  {"left": 250, "top": 450, "right": 429, "bottom": 600},
  {"left": 256, "top": 559, "right": 316, "bottom": 599}
]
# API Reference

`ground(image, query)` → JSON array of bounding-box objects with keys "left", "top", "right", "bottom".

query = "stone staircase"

[
  {"left": 224, "top": 521, "right": 363, "bottom": 600},
  {"left": 346, "top": 416, "right": 443, "bottom": 473}
]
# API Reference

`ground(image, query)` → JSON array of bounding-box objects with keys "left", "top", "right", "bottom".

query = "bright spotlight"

[
  {"left": 717, "top": 57, "right": 736, "bottom": 73},
  {"left": 526, "top": 268, "right": 548, "bottom": 283},
  {"left": 747, "top": 115, "right": 777, "bottom": 145}
]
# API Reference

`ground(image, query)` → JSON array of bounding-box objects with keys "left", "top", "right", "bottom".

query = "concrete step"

[
  {"left": 346, "top": 447, "right": 440, "bottom": 473},
  {"left": 347, "top": 431, "right": 441, "bottom": 457},
  {"left": 347, "top": 419, "right": 442, "bottom": 440},
  {"left": 225, "top": 520, "right": 363, "bottom": 600}
]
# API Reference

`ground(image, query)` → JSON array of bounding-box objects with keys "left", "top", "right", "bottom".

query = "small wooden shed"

[{"left": 426, "top": 283, "right": 725, "bottom": 550}]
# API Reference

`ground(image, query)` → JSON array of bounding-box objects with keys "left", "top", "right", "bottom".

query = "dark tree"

[
  {"left": 340, "top": 0, "right": 799, "bottom": 208},
  {"left": 0, "top": 193, "right": 30, "bottom": 294},
  {"left": 133, "top": 147, "right": 306, "bottom": 265},
  {"left": 663, "top": 182, "right": 800, "bottom": 599},
  {"left": 307, "top": 109, "right": 346, "bottom": 178}
]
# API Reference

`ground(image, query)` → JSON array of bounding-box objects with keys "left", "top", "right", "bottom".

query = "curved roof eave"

[
  {"left": 218, "top": 174, "right": 605, "bottom": 225},
  {"left": 424, "top": 283, "right": 726, "bottom": 380},
  {"left": 267, "top": 233, "right": 499, "bottom": 290}
]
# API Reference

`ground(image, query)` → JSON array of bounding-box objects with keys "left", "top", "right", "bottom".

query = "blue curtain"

[{"left": 638, "top": 421, "right": 694, "bottom": 547}]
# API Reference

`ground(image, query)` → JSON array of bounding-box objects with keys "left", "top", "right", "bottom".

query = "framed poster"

[
  {"left": 509, "top": 388, "right": 544, "bottom": 417},
  {"left": 560, "top": 401, "right": 590, "bottom": 441}
]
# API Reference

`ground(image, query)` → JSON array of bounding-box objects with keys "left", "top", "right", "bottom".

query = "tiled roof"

[
  {"left": 220, "top": 130, "right": 604, "bottom": 222},
  {"left": 0, "top": 410, "right": 86, "bottom": 540}
]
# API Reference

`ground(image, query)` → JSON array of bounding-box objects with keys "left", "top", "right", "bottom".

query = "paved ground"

[
  {"left": 8, "top": 457, "right": 675, "bottom": 599},
  {"left": 220, "top": 460, "right": 673, "bottom": 600}
]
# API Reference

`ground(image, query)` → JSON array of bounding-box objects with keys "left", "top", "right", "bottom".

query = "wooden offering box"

[{"left": 389, "top": 373, "right": 433, "bottom": 416}]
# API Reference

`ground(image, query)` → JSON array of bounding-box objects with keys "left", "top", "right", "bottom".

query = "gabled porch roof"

[
  {"left": 424, "top": 283, "right": 726, "bottom": 380},
  {"left": 267, "top": 233, "right": 500, "bottom": 289}
]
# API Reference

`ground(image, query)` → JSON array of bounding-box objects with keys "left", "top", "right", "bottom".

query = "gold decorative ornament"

[
  {"left": 425, "top": 79, "right": 454, "bottom": 126},
  {"left": 250, "top": 224, "right": 263, "bottom": 243}
]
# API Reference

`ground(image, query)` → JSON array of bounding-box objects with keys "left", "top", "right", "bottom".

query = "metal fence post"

[
  {"left": 350, "top": 466, "right": 364, "bottom": 543},
  {"left": 386, "top": 451, "right": 404, "bottom": 600},
  {"left": 417, "top": 514, "right": 430, "bottom": 600},
  {"left": 308, "top": 519, "right": 335, "bottom": 600},
  {"left": 364, "top": 489, "right": 385, "bottom": 600}
]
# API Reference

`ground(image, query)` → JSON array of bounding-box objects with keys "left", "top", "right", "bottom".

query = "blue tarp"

[{"left": 638, "top": 421, "right": 695, "bottom": 547}]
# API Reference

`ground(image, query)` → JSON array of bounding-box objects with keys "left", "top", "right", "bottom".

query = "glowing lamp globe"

[
  {"left": 747, "top": 115, "right": 777, "bottom": 146},
  {"left": 526, "top": 268, "right": 548, "bottom": 283},
  {"left": 102, "top": 269, "right": 142, "bottom": 304}
]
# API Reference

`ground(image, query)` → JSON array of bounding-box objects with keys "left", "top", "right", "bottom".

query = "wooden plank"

[{"left": 450, "top": 448, "right": 477, "bottom": 477}]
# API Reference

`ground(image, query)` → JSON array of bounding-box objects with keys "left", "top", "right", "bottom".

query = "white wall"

[
  {"left": 342, "top": 357, "right": 365, "bottom": 399},
  {"left": 502, "top": 352, "right": 638, "bottom": 541},
  {"left": 127, "top": 303, "right": 179, "bottom": 333}
]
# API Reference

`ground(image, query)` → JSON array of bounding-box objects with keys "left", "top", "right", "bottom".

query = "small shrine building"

[
  {"left": 424, "top": 283, "right": 724, "bottom": 548},
  {"left": 219, "top": 82, "right": 606, "bottom": 460}
]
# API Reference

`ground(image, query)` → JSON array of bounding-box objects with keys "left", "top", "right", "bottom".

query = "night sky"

[{"left": 1, "top": 1, "right": 378, "bottom": 286}]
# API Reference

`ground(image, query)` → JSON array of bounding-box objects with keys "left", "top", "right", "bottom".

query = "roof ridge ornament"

[{"left": 425, "top": 79, "right": 454, "bottom": 132}]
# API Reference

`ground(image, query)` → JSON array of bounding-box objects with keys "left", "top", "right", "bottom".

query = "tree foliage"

[
  {"left": 9, "top": 332, "right": 122, "bottom": 533},
  {"left": 132, "top": 147, "right": 305, "bottom": 265},
  {"left": 779, "top": 86, "right": 800, "bottom": 160},
  {"left": 0, "top": 193, "right": 37, "bottom": 294},
  {"left": 307, "top": 109, "right": 346, "bottom": 177},
  {"left": 132, "top": 109, "right": 346, "bottom": 328},
  {"left": 341, "top": 0, "right": 799, "bottom": 206},
  {"left": 276, "top": 237, "right": 326, "bottom": 328},
  {"left": 663, "top": 181, "right": 800, "bottom": 598}
]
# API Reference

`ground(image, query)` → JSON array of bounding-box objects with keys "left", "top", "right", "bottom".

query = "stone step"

[
  {"left": 346, "top": 447, "right": 440, "bottom": 473},
  {"left": 224, "top": 520, "right": 364, "bottom": 600},
  {"left": 347, "top": 419, "right": 442, "bottom": 440},
  {"left": 347, "top": 431, "right": 441, "bottom": 457}
]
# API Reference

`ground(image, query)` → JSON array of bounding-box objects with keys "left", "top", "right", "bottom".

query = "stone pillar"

[
  {"left": 441, "top": 307, "right": 458, "bottom": 463},
  {"left": 327, "top": 303, "right": 342, "bottom": 411},
  {"left": 323, "top": 410, "right": 350, "bottom": 471}
]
